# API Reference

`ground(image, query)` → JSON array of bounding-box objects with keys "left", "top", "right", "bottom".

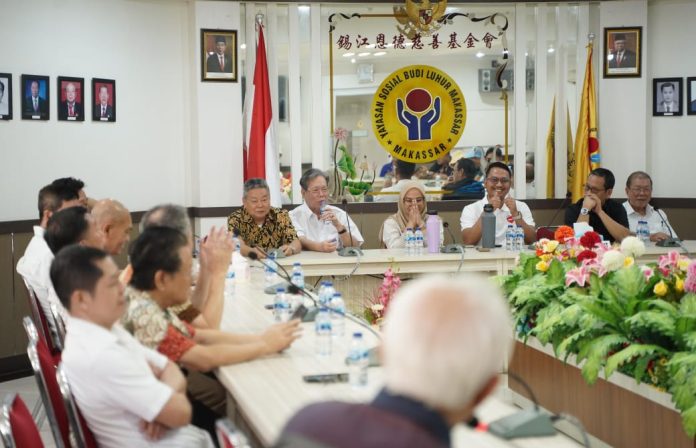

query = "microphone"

[
  {"left": 653, "top": 207, "right": 680, "bottom": 248},
  {"left": 440, "top": 221, "right": 464, "bottom": 254},
  {"left": 247, "top": 251, "right": 382, "bottom": 356},
  {"left": 338, "top": 199, "right": 363, "bottom": 257}
]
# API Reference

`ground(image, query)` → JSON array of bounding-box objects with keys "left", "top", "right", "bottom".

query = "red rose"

[
  {"left": 576, "top": 249, "right": 597, "bottom": 263},
  {"left": 580, "top": 231, "right": 601, "bottom": 248}
]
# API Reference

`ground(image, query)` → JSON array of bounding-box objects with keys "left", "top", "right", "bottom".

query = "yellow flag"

[
  {"left": 545, "top": 99, "right": 555, "bottom": 198},
  {"left": 566, "top": 104, "right": 574, "bottom": 195},
  {"left": 570, "top": 41, "right": 600, "bottom": 203}
]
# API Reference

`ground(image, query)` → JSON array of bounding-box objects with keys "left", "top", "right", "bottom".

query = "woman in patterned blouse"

[{"left": 227, "top": 178, "right": 302, "bottom": 259}]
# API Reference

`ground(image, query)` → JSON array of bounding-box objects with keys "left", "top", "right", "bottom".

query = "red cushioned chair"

[
  {"left": 216, "top": 418, "right": 251, "bottom": 448},
  {"left": 55, "top": 364, "right": 97, "bottom": 448},
  {"left": 0, "top": 393, "right": 45, "bottom": 448},
  {"left": 23, "top": 281, "right": 63, "bottom": 355},
  {"left": 24, "top": 317, "right": 68, "bottom": 448}
]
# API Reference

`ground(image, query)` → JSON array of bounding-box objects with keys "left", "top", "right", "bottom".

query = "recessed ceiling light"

[
  {"left": 374, "top": 51, "right": 387, "bottom": 56},
  {"left": 476, "top": 52, "right": 485, "bottom": 58},
  {"left": 343, "top": 52, "right": 355, "bottom": 57},
  {"left": 358, "top": 52, "right": 370, "bottom": 57},
  {"left": 548, "top": 47, "right": 555, "bottom": 53},
  {"left": 351, "top": 58, "right": 356, "bottom": 64},
  {"left": 240, "top": 43, "right": 247, "bottom": 50}
]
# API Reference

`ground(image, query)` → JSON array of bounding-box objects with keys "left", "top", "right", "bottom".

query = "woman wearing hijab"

[{"left": 379, "top": 180, "right": 444, "bottom": 249}]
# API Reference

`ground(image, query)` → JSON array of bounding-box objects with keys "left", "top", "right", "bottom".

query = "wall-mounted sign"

[{"left": 371, "top": 65, "right": 465, "bottom": 163}]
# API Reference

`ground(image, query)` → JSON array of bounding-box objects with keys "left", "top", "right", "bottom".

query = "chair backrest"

[
  {"left": 0, "top": 393, "right": 44, "bottom": 448},
  {"left": 49, "top": 303, "right": 66, "bottom": 347},
  {"left": 216, "top": 418, "right": 251, "bottom": 448},
  {"left": 25, "top": 318, "right": 68, "bottom": 448},
  {"left": 23, "top": 281, "right": 62, "bottom": 354},
  {"left": 55, "top": 364, "right": 97, "bottom": 448}
]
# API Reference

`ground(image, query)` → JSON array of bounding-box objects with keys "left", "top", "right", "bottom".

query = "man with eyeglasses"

[
  {"left": 565, "top": 168, "right": 630, "bottom": 243},
  {"left": 623, "top": 171, "right": 678, "bottom": 242},
  {"left": 460, "top": 162, "right": 536, "bottom": 246},
  {"left": 289, "top": 169, "right": 363, "bottom": 252}
]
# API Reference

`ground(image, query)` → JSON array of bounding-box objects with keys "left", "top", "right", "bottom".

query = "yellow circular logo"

[{"left": 372, "top": 65, "right": 466, "bottom": 164}]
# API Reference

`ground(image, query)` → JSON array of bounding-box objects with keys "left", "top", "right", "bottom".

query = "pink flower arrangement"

[
  {"left": 579, "top": 231, "right": 601, "bottom": 249},
  {"left": 364, "top": 268, "right": 401, "bottom": 324},
  {"left": 566, "top": 266, "right": 590, "bottom": 287},
  {"left": 333, "top": 127, "right": 349, "bottom": 142},
  {"left": 685, "top": 261, "right": 696, "bottom": 294}
]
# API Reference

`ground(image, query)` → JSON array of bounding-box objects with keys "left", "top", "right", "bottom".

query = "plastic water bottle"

[
  {"left": 315, "top": 308, "right": 332, "bottom": 356},
  {"left": 404, "top": 228, "right": 414, "bottom": 255},
  {"left": 330, "top": 292, "right": 345, "bottom": 337},
  {"left": 264, "top": 254, "right": 277, "bottom": 288},
  {"left": 515, "top": 226, "right": 525, "bottom": 251},
  {"left": 224, "top": 264, "right": 235, "bottom": 298},
  {"left": 637, "top": 220, "right": 650, "bottom": 242},
  {"left": 318, "top": 281, "right": 335, "bottom": 307},
  {"left": 274, "top": 288, "right": 289, "bottom": 322},
  {"left": 347, "top": 332, "right": 369, "bottom": 388},
  {"left": 291, "top": 262, "right": 305, "bottom": 289},
  {"left": 505, "top": 224, "right": 515, "bottom": 251},
  {"left": 319, "top": 201, "right": 334, "bottom": 241},
  {"left": 414, "top": 227, "right": 424, "bottom": 255},
  {"left": 232, "top": 234, "right": 241, "bottom": 260}
]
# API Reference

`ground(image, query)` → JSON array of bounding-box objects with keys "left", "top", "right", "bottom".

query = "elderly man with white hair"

[{"left": 275, "top": 274, "right": 514, "bottom": 448}]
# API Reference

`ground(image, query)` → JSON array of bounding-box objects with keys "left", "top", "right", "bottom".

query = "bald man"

[{"left": 92, "top": 199, "right": 133, "bottom": 256}]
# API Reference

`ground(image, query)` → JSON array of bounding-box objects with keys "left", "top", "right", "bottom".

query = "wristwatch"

[
  {"left": 580, "top": 207, "right": 589, "bottom": 216},
  {"left": 512, "top": 212, "right": 522, "bottom": 220},
  {"left": 337, "top": 228, "right": 347, "bottom": 235}
]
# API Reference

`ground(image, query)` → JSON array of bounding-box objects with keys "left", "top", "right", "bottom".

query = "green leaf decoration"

[
  {"left": 604, "top": 344, "right": 667, "bottom": 378},
  {"left": 634, "top": 356, "right": 652, "bottom": 383},
  {"left": 680, "top": 405, "right": 696, "bottom": 438},
  {"left": 626, "top": 311, "right": 676, "bottom": 338},
  {"left": 336, "top": 145, "right": 357, "bottom": 178},
  {"left": 682, "top": 332, "right": 696, "bottom": 351},
  {"left": 581, "top": 334, "right": 629, "bottom": 384},
  {"left": 546, "top": 259, "right": 565, "bottom": 285},
  {"left": 557, "top": 328, "right": 592, "bottom": 359},
  {"left": 608, "top": 265, "right": 644, "bottom": 300},
  {"left": 680, "top": 293, "right": 696, "bottom": 316}
]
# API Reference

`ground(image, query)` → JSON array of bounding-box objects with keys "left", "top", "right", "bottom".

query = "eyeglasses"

[
  {"left": 404, "top": 197, "right": 425, "bottom": 205},
  {"left": 583, "top": 184, "right": 605, "bottom": 194},
  {"left": 629, "top": 187, "right": 652, "bottom": 194},
  {"left": 307, "top": 187, "right": 329, "bottom": 195},
  {"left": 486, "top": 177, "right": 510, "bottom": 185}
]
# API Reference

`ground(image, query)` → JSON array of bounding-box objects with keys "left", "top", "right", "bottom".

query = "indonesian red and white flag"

[{"left": 243, "top": 25, "right": 281, "bottom": 207}]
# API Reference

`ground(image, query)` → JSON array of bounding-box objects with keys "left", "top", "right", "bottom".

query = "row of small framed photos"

[
  {"left": 0, "top": 74, "right": 116, "bottom": 122},
  {"left": 652, "top": 77, "right": 695, "bottom": 117}
]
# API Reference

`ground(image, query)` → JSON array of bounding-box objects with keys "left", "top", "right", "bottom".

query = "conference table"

[
  {"left": 217, "top": 242, "right": 695, "bottom": 448},
  {"left": 217, "top": 272, "right": 583, "bottom": 447}
]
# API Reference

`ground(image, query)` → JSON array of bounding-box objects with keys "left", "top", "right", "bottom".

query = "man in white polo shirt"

[
  {"left": 623, "top": 171, "right": 678, "bottom": 242},
  {"left": 51, "top": 245, "right": 212, "bottom": 447},
  {"left": 289, "top": 169, "right": 364, "bottom": 252},
  {"left": 460, "top": 162, "right": 536, "bottom": 246}
]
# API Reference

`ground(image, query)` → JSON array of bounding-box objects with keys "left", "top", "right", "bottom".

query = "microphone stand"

[
  {"left": 654, "top": 207, "right": 682, "bottom": 250},
  {"left": 337, "top": 199, "right": 363, "bottom": 257},
  {"left": 440, "top": 221, "right": 466, "bottom": 273}
]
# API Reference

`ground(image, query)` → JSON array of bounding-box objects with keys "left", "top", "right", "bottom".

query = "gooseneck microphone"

[
  {"left": 654, "top": 207, "right": 689, "bottom": 256},
  {"left": 548, "top": 191, "right": 573, "bottom": 227},
  {"left": 443, "top": 221, "right": 456, "bottom": 245},
  {"left": 338, "top": 199, "right": 363, "bottom": 257},
  {"left": 247, "top": 251, "right": 381, "bottom": 347}
]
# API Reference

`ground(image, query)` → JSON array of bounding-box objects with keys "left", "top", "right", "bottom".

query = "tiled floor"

[{"left": 0, "top": 375, "right": 57, "bottom": 447}]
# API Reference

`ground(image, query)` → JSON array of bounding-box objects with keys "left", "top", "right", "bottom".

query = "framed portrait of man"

[
  {"left": 0, "top": 73, "right": 12, "bottom": 120},
  {"left": 57, "top": 76, "right": 85, "bottom": 122},
  {"left": 21, "top": 74, "right": 50, "bottom": 120},
  {"left": 653, "top": 78, "right": 683, "bottom": 117},
  {"left": 201, "top": 29, "right": 238, "bottom": 82},
  {"left": 603, "top": 27, "right": 642, "bottom": 78},
  {"left": 687, "top": 77, "right": 696, "bottom": 116},
  {"left": 92, "top": 78, "right": 116, "bottom": 122}
]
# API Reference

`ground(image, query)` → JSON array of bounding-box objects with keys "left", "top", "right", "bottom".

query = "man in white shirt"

[
  {"left": 623, "top": 171, "right": 678, "bottom": 242},
  {"left": 289, "top": 169, "right": 364, "bottom": 252},
  {"left": 375, "top": 160, "right": 416, "bottom": 202},
  {"left": 51, "top": 244, "right": 213, "bottom": 448},
  {"left": 17, "top": 184, "right": 82, "bottom": 334},
  {"left": 460, "top": 162, "right": 536, "bottom": 246}
]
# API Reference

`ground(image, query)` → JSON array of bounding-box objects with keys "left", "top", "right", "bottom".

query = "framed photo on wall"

[
  {"left": 0, "top": 73, "right": 12, "bottom": 120},
  {"left": 92, "top": 78, "right": 116, "bottom": 122},
  {"left": 603, "top": 27, "right": 642, "bottom": 78},
  {"left": 653, "top": 77, "right": 683, "bottom": 117},
  {"left": 687, "top": 77, "right": 696, "bottom": 116},
  {"left": 201, "top": 29, "right": 238, "bottom": 82},
  {"left": 57, "top": 76, "right": 85, "bottom": 122},
  {"left": 21, "top": 74, "right": 50, "bottom": 120}
]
